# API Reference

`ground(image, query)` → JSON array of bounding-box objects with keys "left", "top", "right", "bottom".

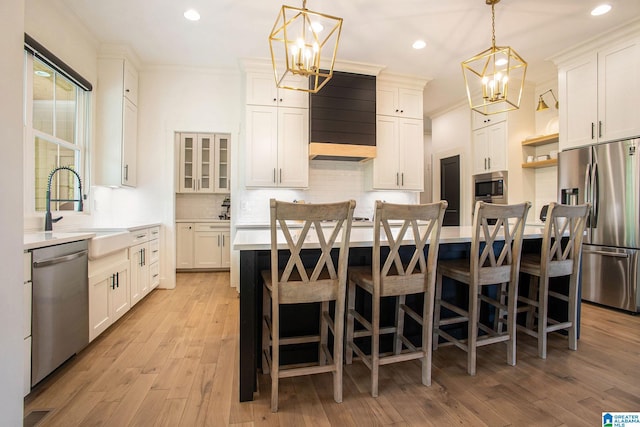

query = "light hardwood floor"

[{"left": 25, "top": 272, "right": 640, "bottom": 426}]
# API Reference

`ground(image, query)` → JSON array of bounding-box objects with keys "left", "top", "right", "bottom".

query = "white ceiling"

[{"left": 59, "top": 0, "right": 640, "bottom": 116}]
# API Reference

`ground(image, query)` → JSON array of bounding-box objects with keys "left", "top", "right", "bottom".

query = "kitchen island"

[{"left": 234, "top": 224, "right": 552, "bottom": 402}]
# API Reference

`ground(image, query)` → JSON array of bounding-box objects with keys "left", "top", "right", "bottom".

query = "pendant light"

[
  {"left": 462, "top": 0, "right": 527, "bottom": 115},
  {"left": 269, "top": 0, "right": 343, "bottom": 93}
]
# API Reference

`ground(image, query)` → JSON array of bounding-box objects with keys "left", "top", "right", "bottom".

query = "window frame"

[{"left": 23, "top": 51, "right": 91, "bottom": 217}]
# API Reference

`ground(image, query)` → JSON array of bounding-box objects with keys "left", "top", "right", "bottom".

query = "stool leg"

[
  {"left": 538, "top": 275, "right": 550, "bottom": 359},
  {"left": 319, "top": 301, "right": 329, "bottom": 366},
  {"left": 262, "top": 285, "right": 270, "bottom": 375},
  {"left": 371, "top": 289, "right": 380, "bottom": 397},
  {"left": 433, "top": 272, "right": 443, "bottom": 351},
  {"left": 395, "top": 295, "right": 406, "bottom": 355},
  {"left": 271, "top": 300, "right": 280, "bottom": 412},
  {"left": 507, "top": 279, "right": 517, "bottom": 366},
  {"left": 423, "top": 277, "right": 436, "bottom": 386},
  {"left": 467, "top": 284, "right": 479, "bottom": 376},
  {"left": 333, "top": 292, "right": 345, "bottom": 403},
  {"left": 568, "top": 273, "right": 579, "bottom": 351},
  {"left": 345, "top": 280, "right": 356, "bottom": 365},
  {"left": 525, "top": 275, "right": 539, "bottom": 330}
]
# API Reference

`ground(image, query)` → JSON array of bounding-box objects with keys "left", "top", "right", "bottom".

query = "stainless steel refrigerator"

[{"left": 558, "top": 138, "right": 640, "bottom": 313}]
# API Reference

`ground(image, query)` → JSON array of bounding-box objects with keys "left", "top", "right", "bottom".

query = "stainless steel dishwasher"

[{"left": 31, "top": 239, "right": 89, "bottom": 387}]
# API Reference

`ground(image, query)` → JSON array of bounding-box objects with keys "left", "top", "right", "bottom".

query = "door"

[
  {"left": 374, "top": 116, "right": 400, "bottom": 188},
  {"left": 440, "top": 155, "right": 460, "bottom": 226},
  {"left": 557, "top": 146, "right": 593, "bottom": 239},
  {"left": 245, "top": 106, "right": 278, "bottom": 187},
  {"left": 592, "top": 139, "right": 640, "bottom": 248},
  {"left": 122, "top": 98, "right": 138, "bottom": 187},
  {"left": 559, "top": 55, "right": 597, "bottom": 149},
  {"left": 278, "top": 107, "right": 309, "bottom": 188},
  {"left": 176, "top": 223, "right": 194, "bottom": 268},
  {"left": 398, "top": 118, "right": 424, "bottom": 190},
  {"left": 197, "top": 134, "right": 216, "bottom": 193}
]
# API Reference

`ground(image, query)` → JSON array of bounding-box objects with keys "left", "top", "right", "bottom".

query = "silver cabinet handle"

[
  {"left": 488, "top": 157, "right": 491, "bottom": 169},
  {"left": 279, "top": 169, "right": 282, "bottom": 183},
  {"left": 401, "top": 173, "right": 404, "bottom": 186},
  {"left": 598, "top": 121, "right": 603, "bottom": 138},
  {"left": 273, "top": 168, "right": 276, "bottom": 183},
  {"left": 396, "top": 172, "right": 399, "bottom": 185},
  {"left": 217, "top": 234, "right": 221, "bottom": 247},
  {"left": 591, "top": 122, "right": 595, "bottom": 140},
  {"left": 124, "top": 164, "right": 129, "bottom": 181}
]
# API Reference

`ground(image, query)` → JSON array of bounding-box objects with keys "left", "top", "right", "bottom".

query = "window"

[{"left": 24, "top": 51, "right": 90, "bottom": 213}]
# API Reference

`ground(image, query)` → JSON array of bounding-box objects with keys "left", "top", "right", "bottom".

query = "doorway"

[{"left": 440, "top": 155, "right": 460, "bottom": 226}]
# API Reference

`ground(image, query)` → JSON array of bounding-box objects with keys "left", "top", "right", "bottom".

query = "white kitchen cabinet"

[
  {"left": 130, "top": 226, "right": 160, "bottom": 306},
  {"left": 176, "top": 223, "right": 194, "bottom": 269},
  {"left": 471, "top": 110, "right": 507, "bottom": 131},
  {"left": 177, "top": 133, "right": 230, "bottom": 193},
  {"left": 245, "top": 105, "right": 309, "bottom": 188},
  {"left": 370, "top": 116, "right": 424, "bottom": 190},
  {"left": 176, "top": 222, "right": 230, "bottom": 269},
  {"left": 558, "top": 36, "right": 640, "bottom": 150},
  {"left": 148, "top": 228, "right": 160, "bottom": 291},
  {"left": 472, "top": 121, "right": 507, "bottom": 174},
  {"left": 23, "top": 252, "right": 31, "bottom": 396},
  {"left": 377, "top": 84, "right": 423, "bottom": 120},
  {"left": 89, "top": 250, "right": 130, "bottom": 342},
  {"left": 246, "top": 72, "right": 308, "bottom": 108},
  {"left": 95, "top": 57, "right": 138, "bottom": 187}
]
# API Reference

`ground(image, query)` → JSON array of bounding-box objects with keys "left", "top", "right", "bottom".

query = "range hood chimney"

[{"left": 309, "top": 71, "right": 376, "bottom": 161}]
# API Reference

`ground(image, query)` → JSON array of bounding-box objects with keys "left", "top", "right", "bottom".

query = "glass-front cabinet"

[{"left": 177, "top": 132, "right": 230, "bottom": 193}]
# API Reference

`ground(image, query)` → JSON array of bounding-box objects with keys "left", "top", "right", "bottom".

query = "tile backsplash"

[
  {"left": 235, "top": 160, "right": 420, "bottom": 224},
  {"left": 176, "top": 193, "right": 230, "bottom": 220}
]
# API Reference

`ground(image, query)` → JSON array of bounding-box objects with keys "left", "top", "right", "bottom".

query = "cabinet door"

[
  {"left": 398, "top": 118, "right": 424, "bottom": 190},
  {"left": 149, "top": 262, "right": 160, "bottom": 290},
  {"left": 278, "top": 107, "right": 309, "bottom": 188},
  {"left": 194, "top": 231, "right": 222, "bottom": 268},
  {"left": 376, "top": 84, "right": 397, "bottom": 116},
  {"left": 246, "top": 73, "right": 279, "bottom": 106},
  {"left": 245, "top": 106, "right": 279, "bottom": 187},
  {"left": 215, "top": 134, "right": 230, "bottom": 192},
  {"left": 598, "top": 38, "right": 640, "bottom": 142},
  {"left": 472, "top": 127, "right": 490, "bottom": 174},
  {"left": 123, "top": 60, "right": 138, "bottom": 106},
  {"left": 397, "top": 88, "right": 423, "bottom": 119},
  {"left": 130, "top": 243, "right": 149, "bottom": 306},
  {"left": 179, "top": 133, "right": 197, "bottom": 192},
  {"left": 487, "top": 122, "right": 507, "bottom": 172},
  {"left": 373, "top": 116, "right": 401, "bottom": 189},
  {"left": 221, "top": 231, "right": 231, "bottom": 268},
  {"left": 89, "top": 272, "right": 111, "bottom": 342},
  {"left": 197, "top": 134, "right": 216, "bottom": 193},
  {"left": 176, "top": 223, "right": 194, "bottom": 269},
  {"left": 122, "top": 98, "right": 138, "bottom": 187},
  {"left": 111, "top": 262, "right": 130, "bottom": 321},
  {"left": 471, "top": 110, "right": 507, "bottom": 130},
  {"left": 559, "top": 55, "right": 597, "bottom": 150}
]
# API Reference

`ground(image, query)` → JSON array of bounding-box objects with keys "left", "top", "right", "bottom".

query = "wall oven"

[{"left": 473, "top": 171, "right": 507, "bottom": 205}]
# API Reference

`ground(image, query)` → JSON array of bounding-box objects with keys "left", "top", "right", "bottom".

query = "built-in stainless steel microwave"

[{"left": 473, "top": 171, "right": 507, "bottom": 205}]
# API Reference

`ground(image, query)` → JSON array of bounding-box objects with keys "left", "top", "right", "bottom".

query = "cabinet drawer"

[
  {"left": 149, "top": 239, "right": 160, "bottom": 264},
  {"left": 195, "top": 223, "right": 226, "bottom": 232},
  {"left": 131, "top": 229, "right": 150, "bottom": 244},
  {"left": 150, "top": 262, "right": 160, "bottom": 290},
  {"left": 149, "top": 226, "right": 160, "bottom": 240}
]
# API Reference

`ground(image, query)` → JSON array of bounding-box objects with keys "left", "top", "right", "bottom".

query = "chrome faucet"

[{"left": 45, "top": 166, "right": 85, "bottom": 231}]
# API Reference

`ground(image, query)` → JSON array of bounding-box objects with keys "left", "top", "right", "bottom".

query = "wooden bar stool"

[
  {"left": 517, "top": 202, "right": 590, "bottom": 359},
  {"left": 261, "top": 199, "right": 355, "bottom": 412},
  {"left": 345, "top": 200, "right": 447, "bottom": 397},
  {"left": 433, "top": 201, "right": 531, "bottom": 376}
]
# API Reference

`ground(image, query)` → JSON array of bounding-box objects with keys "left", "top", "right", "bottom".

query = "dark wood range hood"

[{"left": 309, "top": 71, "right": 376, "bottom": 161}]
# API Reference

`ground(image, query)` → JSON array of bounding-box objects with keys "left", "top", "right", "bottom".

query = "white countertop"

[
  {"left": 233, "top": 224, "right": 545, "bottom": 251},
  {"left": 24, "top": 231, "right": 96, "bottom": 251}
]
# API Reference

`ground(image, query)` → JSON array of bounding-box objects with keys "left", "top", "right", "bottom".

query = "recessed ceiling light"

[
  {"left": 412, "top": 40, "right": 426, "bottom": 50},
  {"left": 35, "top": 70, "right": 51, "bottom": 77},
  {"left": 184, "top": 9, "right": 201, "bottom": 21},
  {"left": 591, "top": 4, "right": 612, "bottom": 16}
]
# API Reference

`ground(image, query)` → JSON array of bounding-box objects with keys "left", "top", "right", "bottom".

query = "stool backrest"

[
  {"left": 269, "top": 199, "right": 356, "bottom": 293},
  {"left": 540, "top": 202, "right": 590, "bottom": 277},
  {"left": 471, "top": 201, "right": 532, "bottom": 285},
  {"left": 373, "top": 201, "right": 448, "bottom": 289}
]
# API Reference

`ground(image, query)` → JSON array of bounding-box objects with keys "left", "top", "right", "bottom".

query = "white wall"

[
  {"left": 431, "top": 103, "right": 472, "bottom": 225},
  {"left": 0, "top": 0, "right": 25, "bottom": 423}
]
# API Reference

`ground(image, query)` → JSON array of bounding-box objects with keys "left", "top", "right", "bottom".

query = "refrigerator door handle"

[
  {"left": 584, "top": 163, "right": 592, "bottom": 204},
  {"left": 583, "top": 249, "right": 629, "bottom": 258},
  {"left": 592, "top": 162, "right": 599, "bottom": 227}
]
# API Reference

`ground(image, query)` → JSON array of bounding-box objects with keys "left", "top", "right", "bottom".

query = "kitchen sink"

[{"left": 77, "top": 229, "right": 133, "bottom": 259}]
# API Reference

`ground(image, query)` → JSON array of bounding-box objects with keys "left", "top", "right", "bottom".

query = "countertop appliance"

[
  {"left": 31, "top": 240, "right": 89, "bottom": 387},
  {"left": 558, "top": 138, "right": 640, "bottom": 312}
]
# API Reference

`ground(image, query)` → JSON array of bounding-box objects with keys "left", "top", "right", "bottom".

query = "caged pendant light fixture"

[
  {"left": 269, "top": 0, "right": 343, "bottom": 93},
  {"left": 462, "top": 0, "right": 527, "bottom": 115}
]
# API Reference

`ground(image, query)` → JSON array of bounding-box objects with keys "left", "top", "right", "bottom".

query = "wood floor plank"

[{"left": 24, "top": 272, "right": 640, "bottom": 426}]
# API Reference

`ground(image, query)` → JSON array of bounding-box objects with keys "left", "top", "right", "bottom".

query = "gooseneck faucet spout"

[{"left": 45, "top": 166, "right": 85, "bottom": 232}]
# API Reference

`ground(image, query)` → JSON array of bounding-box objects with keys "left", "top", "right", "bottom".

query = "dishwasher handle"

[{"left": 33, "top": 250, "right": 87, "bottom": 268}]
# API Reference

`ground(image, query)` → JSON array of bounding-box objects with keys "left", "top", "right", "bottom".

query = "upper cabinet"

[
  {"left": 177, "top": 132, "right": 230, "bottom": 193},
  {"left": 376, "top": 84, "right": 423, "bottom": 119},
  {"left": 369, "top": 73, "right": 428, "bottom": 191},
  {"left": 472, "top": 120, "right": 507, "bottom": 175},
  {"left": 471, "top": 111, "right": 507, "bottom": 131},
  {"left": 244, "top": 70, "right": 309, "bottom": 188},
  {"left": 557, "top": 32, "right": 640, "bottom": 150},
  {"left": 246, "top": 73, "right": 308, "bottom": 109},
  {"left": 95, "top": 57, "right": 138, "bottom": 187}
]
